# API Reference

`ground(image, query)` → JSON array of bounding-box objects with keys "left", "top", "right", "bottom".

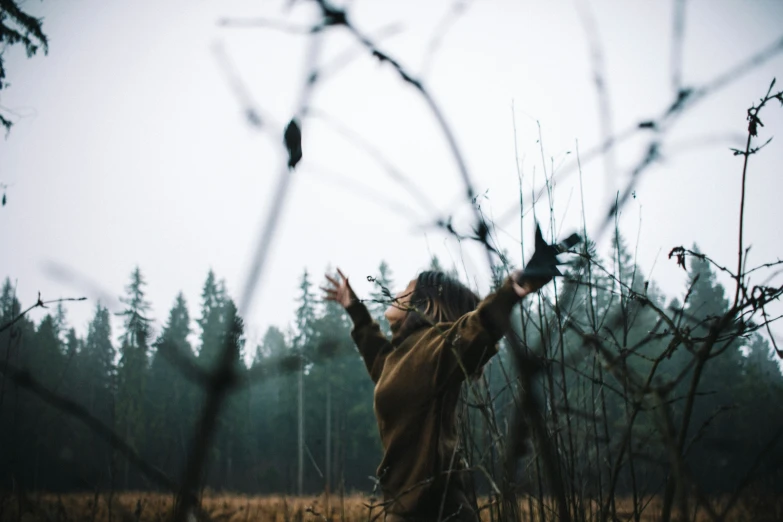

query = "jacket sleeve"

[
  {"left": 432, "top": 277, "right": 521, "bottom": 384},
  {"left": 346, "top": 300, "right": 392, "bottom": 383}
]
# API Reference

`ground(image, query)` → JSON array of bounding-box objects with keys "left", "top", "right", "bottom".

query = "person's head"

[{"left": 384, "top": 271, "right": 480, "bottom": 343}]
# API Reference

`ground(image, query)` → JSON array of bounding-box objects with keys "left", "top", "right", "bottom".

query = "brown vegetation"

[{"left": 2, "top": 492, "right": 781, "bottom": 522}]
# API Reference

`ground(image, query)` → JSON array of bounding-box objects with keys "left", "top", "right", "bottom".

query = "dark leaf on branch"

[
  {"left": 1, "top": 113, "right": 12, "bottom": 135},
  {"left": 474, "top": 221, "right": 489, "bottom": 243},
  {"left": 320, "top": 3, "right": 347, "bottom": 27},
  {"left": 519, "top": 223, "right": 582, "bottom": 281},
  {"left": 748, "top": 114, "right": 763, "bottom": 137},
  {"left": 284, "top": 118, "right": 302, "bottom": 169},
  {"left": 666, "top": 87, "right": 693, "bottom": 115},
  {"left": 668, "top": 246, "right": 687, "bottom": 271}
]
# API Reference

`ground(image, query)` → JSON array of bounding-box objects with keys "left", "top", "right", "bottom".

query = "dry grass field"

[{"left": 1, "top": 491, "right": 781, "bottom": 522}]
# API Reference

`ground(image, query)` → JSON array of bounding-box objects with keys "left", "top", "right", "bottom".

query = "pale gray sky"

[{"left": 1, "top": 0, "right": 782, "bottom": 355}]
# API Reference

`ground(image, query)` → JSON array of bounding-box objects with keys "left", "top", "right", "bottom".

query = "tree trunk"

[
  {"left": 325, "top": 374, "right": 331, "bottom": 514},
  {"left": 297, "top": 362, "right": 304, "bottom": 495}
]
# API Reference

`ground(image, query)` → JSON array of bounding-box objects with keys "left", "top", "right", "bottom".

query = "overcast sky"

[{"left": 1, "top": 0, "right": 782, "bottom": 357}]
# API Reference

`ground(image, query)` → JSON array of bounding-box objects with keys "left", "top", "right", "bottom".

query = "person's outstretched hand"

[
  {"left": 510, "top": 223, "right": 582, "bottom": 299},
  {"left": 321, "top": 268, "right": 358, "bottom": 309},
  {"left": 510, "top": 269, "right": 548, "bottom": 299}
]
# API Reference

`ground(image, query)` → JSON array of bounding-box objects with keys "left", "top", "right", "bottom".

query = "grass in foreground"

[{"left": 1, "top": 491, "right": 780, "bottom": 521}]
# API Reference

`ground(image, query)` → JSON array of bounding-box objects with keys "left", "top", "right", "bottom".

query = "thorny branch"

[
  {"left": 4, "top": 2, "right": 783, "bottom": 521},
  {"left": 0, "top": 293, "right": 87, "bottom": 334}
]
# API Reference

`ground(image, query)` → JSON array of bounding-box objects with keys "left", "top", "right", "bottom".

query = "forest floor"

[{"left": 2, "top": 491, "right": 781, "bottom": 522}]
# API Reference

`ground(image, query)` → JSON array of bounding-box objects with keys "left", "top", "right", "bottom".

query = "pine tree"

[
  {"left": 0, "top": 278, "right": 36, "bottom": 489},
  {"left": 250, "top": 324, "right": 290, "bottom": 491},
  {"left": 53, "top": 302, "right": 69, "bottom": 343},
  {"left": 147, "top": 292, "right": 194, "bottom": 476},
  {"left": 293, "top": 269, "right": 318, "bottom": 494},
  {"left": 192, "top": 274, "right": 248, "bottom": 488},
  {"left": 64, "top": 328, "right": 80, "bottom": 358},
  {"left": 0, "top": 1, "right": 49, "bottom": 134},
  {"left": 734, "top": 334, "right": 783, "bottom": 487},
  {"left": 217, "top": 298, "right": 250, "bottom": 489},
  {"left": 19, "top": 313, "right": 67, "bottom": 489},
  {"left": 81, "top": 303, "right": 116, "bottom": 406},
  {"left": 307, "top": 268, "right": 359, "bottom": 495},
  {"left": 744, "top": 334, "right": 782, "bottom": 381},
  {"left": 0, "top": 278, "right": 33, "bottom": 370},
  {"left": 65, "top": 302, "right": 115, "bottom": 487},
  {"left": 115, "top": 266, "right": 153, "bottom": 488},
  {"left": 295, "top": 270, "right": 317, "bottom": 350},
  {"left": 119, "top": 267, "right": 152, "bottom": 343},
  {"left": 61, "top": 327, "right": 82, "bottom": 414},
  {"left": 222, "top": 298, "right": 245, "bottom": 367},
  {"left": 254, "top": 325, "right": 287, "bottom": 363},
  {"left": 252, "top": 325, "right": 298, "bottom": 492},
  {"left": 31, "top": 314, "right": 63, "bottom": 381},
  {"left": 681, "top": 244, "right": 736, "bottom": 366},
  {"left": 0, "top": 277, "right": 19, "bottom": 320},
  {"left": 197, "top": 270, "right": 228, "bottom": 369},
  {"left": 664, "top": 245, "right": 746, "bottom": 491},
  {"left": 197, "top": 296, "right": 248, "bottom": 489}
]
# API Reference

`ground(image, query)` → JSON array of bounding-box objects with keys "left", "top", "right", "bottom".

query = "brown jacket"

[{"left": 346, "top": 277, "right": 521, "bottom": 521}]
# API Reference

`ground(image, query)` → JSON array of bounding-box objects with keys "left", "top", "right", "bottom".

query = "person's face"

[{"left": 384, "top": 278, "right": 416, "bottom": 330}]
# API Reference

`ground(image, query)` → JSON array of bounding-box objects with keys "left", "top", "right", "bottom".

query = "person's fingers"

[
  {"left": 325, "top": 274, "right": 339, "bottom": 287},
  {"left": 320, "top": 286, "right": 337, "bottom": 295},
  {"left": 336, "top": 267, "right": 348, "bottom": 282}
]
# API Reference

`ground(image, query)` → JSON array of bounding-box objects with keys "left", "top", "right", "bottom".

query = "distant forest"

[{"left": 2, "top": 232, "right": 782, "bottom": 497}]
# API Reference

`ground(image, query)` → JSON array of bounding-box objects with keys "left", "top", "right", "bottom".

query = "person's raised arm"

[
  {"left": 432, "top": 223, "right": 580, "bottom": 384},
  {"left": 431, "top": 269, "right": 549, "bottom": 384},
  {"left": 322, "top": 268, "right": 391, "bottom": 383}
]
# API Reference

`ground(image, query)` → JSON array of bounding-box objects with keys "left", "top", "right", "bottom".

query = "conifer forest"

[{"left": 2, "top": 0, "right": 783, "bottom": 521}]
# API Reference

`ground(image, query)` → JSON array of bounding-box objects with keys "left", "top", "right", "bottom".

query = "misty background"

[
  {"left": 2, "top": 0, "right": 783, "bottom": 515},
  {"left": 2, "top": 0, "right": 782, "bottom": 351}
]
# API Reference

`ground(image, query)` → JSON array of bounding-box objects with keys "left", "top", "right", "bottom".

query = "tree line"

[{"left": 1, "top": 234, "right": 781, "bottom": 499}]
